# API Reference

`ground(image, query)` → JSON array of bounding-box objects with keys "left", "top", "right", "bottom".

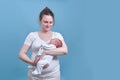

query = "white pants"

[{"left": 28, "top": 66, "right": 60, "bottom": 80}]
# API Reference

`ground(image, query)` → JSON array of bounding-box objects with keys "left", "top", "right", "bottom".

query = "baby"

[{"left": 32, "top": 38, "right": 62, "bottom": 75}]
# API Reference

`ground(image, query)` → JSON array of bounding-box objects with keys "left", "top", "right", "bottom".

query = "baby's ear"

[
  {"left": 58, "top": 43, "right": 62, "bottom": 48},
  {"left": 60, "top": 43, "right": 62, "bottom": 47}
]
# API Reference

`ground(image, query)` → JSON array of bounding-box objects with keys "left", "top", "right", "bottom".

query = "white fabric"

[
  {"left": 28, "top": 65, "right": 60, "bottom": 80},
  {"left": 24, "top": 31, "right": 63, "bottom": 80},
  {"left": 32, "top": 44, "right": 56, "bottom": 75}
]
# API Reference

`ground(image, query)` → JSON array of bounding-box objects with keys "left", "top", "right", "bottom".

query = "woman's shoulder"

[
  {"left": 27, "top": 31, "right": 38, "bottom": 36},
  {"left": 26, "top": 31, "right": 38, "bottom": 39}
]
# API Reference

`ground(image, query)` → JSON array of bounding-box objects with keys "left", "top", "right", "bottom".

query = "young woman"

[{"left": 18, "top": 7, "right": 68, "bottom": 80}]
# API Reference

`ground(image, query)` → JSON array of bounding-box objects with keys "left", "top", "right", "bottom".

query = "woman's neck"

[
  {"left": 40, "top": 29, "right": 52, "bottom": 34},
  {"left": 38, "top": 30, "right": 53, "bottom": 42}
]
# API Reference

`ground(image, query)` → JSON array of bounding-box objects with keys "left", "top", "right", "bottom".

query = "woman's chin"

[
  {"left": 44, "top": 30, "right": 51, "bottom": 32},
  {"left": 45, "top": 28, "right": 51, "bottom": 32}
]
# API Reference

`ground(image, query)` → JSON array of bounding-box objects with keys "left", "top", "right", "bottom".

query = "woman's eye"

[
  {"left": 43, "top": 21, "right": 53, "bottom": 24},
  {"left": 50, "top": 22, "right": 53, "bottom": 24},
  {"left": 44, "top": 21, "right": 48, "bottom": 23}
]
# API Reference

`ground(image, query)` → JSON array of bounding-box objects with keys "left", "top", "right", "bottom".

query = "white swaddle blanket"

[{"left": 32, "top": 44, "right": 56, "bottom": 75}]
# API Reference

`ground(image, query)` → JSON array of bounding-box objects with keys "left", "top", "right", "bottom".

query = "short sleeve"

[
  {"left": 24, "top": 32, "right": 35, "bottom": 46},
  {"left": 53, "top": 32, "right": 64, "bottom": 40}
]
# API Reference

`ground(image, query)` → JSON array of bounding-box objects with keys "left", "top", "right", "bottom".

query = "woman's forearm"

[
  {"left": 18, "top": 44, "right": 33, "bottom": 65},
  {"left": 19, "top": 53, "right": 33, "bottom": 65},
  {"left": 44, "top": 47, "right": 68, "bottom": 56},
  {"left": 44, "top": 39, "right": 68, "bottom": 56}
]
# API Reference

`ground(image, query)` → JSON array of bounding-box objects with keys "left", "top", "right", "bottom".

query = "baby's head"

[{"left": 50, "top": 38, "right": 62, "bottom": 48}]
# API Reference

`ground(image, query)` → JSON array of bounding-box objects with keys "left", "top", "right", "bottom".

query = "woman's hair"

[{"left": 39, "top": 7, "right": 54, "bottom": 21}]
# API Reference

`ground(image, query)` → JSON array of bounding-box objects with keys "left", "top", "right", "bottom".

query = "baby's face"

[
  {"left": 50, "top": 39, "right": 62, "bottom": 48},
  {"left": 50, "top": 39, "right": 58, "bottom": 47}
]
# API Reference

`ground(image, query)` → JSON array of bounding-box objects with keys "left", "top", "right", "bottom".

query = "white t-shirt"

[{"left": 24, "top": 31, "right": 64, "bottom": 73}]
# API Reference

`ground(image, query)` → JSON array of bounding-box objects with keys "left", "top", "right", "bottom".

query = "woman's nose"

[{"left": 47, "top": 23, "right": 51, "bottom": 26}]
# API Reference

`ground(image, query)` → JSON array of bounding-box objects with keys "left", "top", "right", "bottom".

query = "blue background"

[{"left": 0, "top": 0, "right": 120, "bottom": 80}]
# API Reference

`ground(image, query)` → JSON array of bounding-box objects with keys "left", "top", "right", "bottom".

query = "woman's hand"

[
  {"left": 32, "top": 52, "right": 46, "bottom": 66},
  {"left": 32, "top": 55, "right": 41, "bottom": 66}
]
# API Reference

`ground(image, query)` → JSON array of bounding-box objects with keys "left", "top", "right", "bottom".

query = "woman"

[{"left": 18, "top": 7, "right": 68, "bottom": 80}]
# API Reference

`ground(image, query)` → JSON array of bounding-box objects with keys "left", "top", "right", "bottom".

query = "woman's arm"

[
  {"left": 18, "top": 44, "right": 35, "bottom": 65},
  {"left": 43, "top": 39, "right": 68, "bottom": 56}
]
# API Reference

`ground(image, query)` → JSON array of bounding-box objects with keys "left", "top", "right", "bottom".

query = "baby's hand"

[{"left": 43, "top": 64, "right": 49, "bottom": 69}]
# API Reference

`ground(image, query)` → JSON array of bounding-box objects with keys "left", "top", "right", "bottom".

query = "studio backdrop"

[{"left": 0, "top": 0, "right": 120, "bottom": 80}]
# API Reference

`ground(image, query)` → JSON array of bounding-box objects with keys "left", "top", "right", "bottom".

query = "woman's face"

[{"left": 40, "top": 15, "right": 54, "bottom": 32}]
